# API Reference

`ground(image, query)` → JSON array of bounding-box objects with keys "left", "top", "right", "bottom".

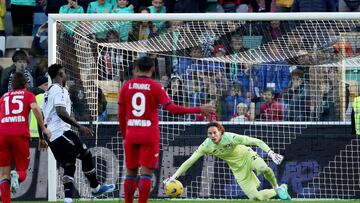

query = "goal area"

[{"left": 48, "top": 13, "right": 360, "bottom": 201}]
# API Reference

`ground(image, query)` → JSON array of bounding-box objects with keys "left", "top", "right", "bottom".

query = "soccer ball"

[{"left": 164, "top": 179, "right": 184, "bottom": 198}]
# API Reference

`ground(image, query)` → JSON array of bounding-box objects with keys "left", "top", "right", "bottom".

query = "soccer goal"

[{"left": 47, "top": 13, "right": 360, "bottom": 201}]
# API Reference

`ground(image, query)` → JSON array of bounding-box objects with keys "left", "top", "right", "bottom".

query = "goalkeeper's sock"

[
  {"left": 138, "top": 175, "right": 152, "bottom": 203},
  {"left": 124, "top": 175, "right": 137, "bottom": 203},
  {"left": 17, "top": 170, "right": 27, "bottom": 182},
  {"left": 263, "top": 167, "right": 278, "bottom": 188},
  {"left": 0, "top": 179, "right": 11, "bottom": 203}
]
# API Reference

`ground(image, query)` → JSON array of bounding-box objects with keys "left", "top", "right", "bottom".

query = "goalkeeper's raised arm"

[{"left": 167, "top": 122, "right": 290, "bottom": 201}]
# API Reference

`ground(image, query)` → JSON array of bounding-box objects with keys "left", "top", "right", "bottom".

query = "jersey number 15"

[{"left": 4, "top": 95, "right": 24, "bottom": 115}]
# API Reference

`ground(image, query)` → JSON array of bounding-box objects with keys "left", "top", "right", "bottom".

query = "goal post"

[{"left": 47, "top": 12, "right": 360, "bottom": 201}]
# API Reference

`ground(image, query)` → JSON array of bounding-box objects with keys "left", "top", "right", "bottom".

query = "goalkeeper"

[{"left": 165, "top": 122, "right": 291, "bottom": 201}]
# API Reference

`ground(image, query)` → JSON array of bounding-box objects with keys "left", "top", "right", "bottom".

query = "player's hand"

[
  {"left": 79, "top": 125, "right": 94, "bottom": 136},
  {"left": 38, "top": 139, "right": 48, "bottom": 152},
  {"left": 200, "top": 105, "right": 216, "bottom": 114},
  {"left": 42, "top": 128, "right": 52, "bottom": 140},
  {"left": 268, "top": 150, "right": 284, "bottom": 165}
]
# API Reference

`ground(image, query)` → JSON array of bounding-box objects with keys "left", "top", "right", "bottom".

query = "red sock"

[
  {"left": 124, "top": 176, "right": 137, "bottom": 203},
  {"left": 138, "top": 175, "right": 152, "bottom": 203},
  {"left": 0, "top": 179, "right": 10, "bottom": 203},
  {"left": 17, "top": 171, "right": 27, "bottom": 182}
]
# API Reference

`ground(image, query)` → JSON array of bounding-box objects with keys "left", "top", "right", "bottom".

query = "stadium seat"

[
  {"left": 5, "top": 11, "right": 13, "bottom": 36},
  {"left": 5, "top": 36, "right": 34, "bottom": 57},
  {"left": 0, "top": 58, "right": 14, "bottom": 68},
  {"left": 0, "top": 36, "right": 5, "bottom": 56},
  {"left": 242, "top": 36, "right": 263, "bottom": 49}
]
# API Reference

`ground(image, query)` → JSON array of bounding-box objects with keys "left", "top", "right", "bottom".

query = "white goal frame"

[{"left": 47, "top": 12, "right": 360, "bottom": 201}]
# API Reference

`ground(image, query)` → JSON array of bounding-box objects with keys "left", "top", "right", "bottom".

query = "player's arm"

[
  {"left": 170, "top": 144, "right": 206, "bottom": 180},
  {"left": 30, "top": 102, "right": 52, "bottom": 140},
  {"left": 231, "top": 132, "right": 284, "bottom": 165},
  {"left": 156, "top": 84, "right": 215, "bottom": 115},
  {"left": 55, "top": 106, "right": 93, "bottom": 136}
]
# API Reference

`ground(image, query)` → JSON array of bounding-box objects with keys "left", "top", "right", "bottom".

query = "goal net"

[{"left": 48, "top": 13, "right": 360, "bottom": 200}]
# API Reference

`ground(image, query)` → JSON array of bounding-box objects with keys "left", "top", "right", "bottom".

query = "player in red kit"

[
  {"left": 0, "top": 72, "right": 51, "bottom": 203},
  {"left": 118, "top": 56, "right": 215, "bottom": 203}
]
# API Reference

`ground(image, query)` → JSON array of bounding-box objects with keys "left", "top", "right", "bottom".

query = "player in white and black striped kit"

[{"left": 42, "top": 64, "right": 115, "bottom": 203}]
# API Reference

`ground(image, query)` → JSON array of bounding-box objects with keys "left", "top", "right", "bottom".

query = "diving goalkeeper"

[{"left": 165, "top": 122, "right": 291, "bottom": 201}]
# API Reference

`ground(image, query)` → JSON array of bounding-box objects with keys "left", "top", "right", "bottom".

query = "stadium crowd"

[{"left": 0, "top": 0, "right": 359, "bottom": 122}]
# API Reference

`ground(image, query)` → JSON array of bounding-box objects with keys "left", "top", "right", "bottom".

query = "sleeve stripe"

[{"left": 164, "top": 101, "right": 172, "bottom": 108}]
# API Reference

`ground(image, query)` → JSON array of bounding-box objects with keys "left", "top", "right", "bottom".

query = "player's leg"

[
  {"left": 0, "top": 166, "right": 11, "bottom": 203},
  {"left": 250, "top": 152, "right": 291, "bottom": 200},
  {"left": 241, "top": 182, "right": 277, "bottom": 201},
  {"left": 12, "top": 136, "right": 30, "bottom": 186},
  {"left": 251, "top": 153, "right": 278, "bottom": 188},
  {"left": 137, "top": 142, "right": 159, "bottom": 203},
  {"left": 64, "top": 131, "right": 115, "bottom": 197},
  {"left": 124, "top": 142, "right": 140, "bottom": 203},
  {"left": 0, "top": 136, "right": 11, "bottom": 203},
  {"left": 46, "top": 132, "right": 81, "bottom": 203},
  {"left": 62, "top": 161, "right": 76, "bottom": 203}
]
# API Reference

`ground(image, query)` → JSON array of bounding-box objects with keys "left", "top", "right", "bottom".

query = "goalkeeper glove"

[
  {"left": 163, "top": 175, "right": 176, "bottom": 185},
  {"left": 268, "top": 150, "right": 284, "bottom": 165}
]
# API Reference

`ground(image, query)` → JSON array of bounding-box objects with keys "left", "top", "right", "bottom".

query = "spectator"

[
  {"left": 29, "top": 75, "right": 48, "bottom": 138},
  {"left": 281, "top": 68, "right": 310, "bottom": 121},
  {"left": 259, "top": 0, "right": 273, "bottom": 12},
  {"left": 148, "top": 0, "right": 167, "bottom": 33},
  {"left": 129, "top": 7, "right": 158, "bottom": 41},
  {"left": 339, "top": 0, "right": 360, "bottom": 12},
  {"left": 257, "top": 63, "right": 290, "bottom": 96},
  {"left": 0, "top": 0, "right": 5, "bottom": 36},
  {"left": 168, "top": 74, "right": 185, "bottom": 105},
  {"left": 10, "top": 0, "right": 36, "bottom": 35},
  {"left": 276, "top": 0, "right": 293, "bottom": 12},
  {"left": 291, "top": 0, "right": 336, "bottom": 12},
  {"left": 241, "top": 0, "right": 260, "bottom": 12},
  {"left": 212, "top": 44, "right": 227, "bottom": 57},
  {"left": 265, "top": 21, "right": 285, "bottom": 41},
  {"left": 165, "top": 0, "right": 207, "bottom": 13},
  {"left": 225, "top": 82, "right": 245, "bottom": 120},
  {"left": 30, "top": 22, "right": 48, "bottom": 57},
  {"left": 60, "top": 0, "right": 85, "bottom": 13},
  {"left": 98, "top": 86, "right": 107, "bottom": 121},
  {"left": 87, "top": 0, "right": 113, "bottom": 13},
  {"left": 128, "top": 0, "right": 151, "bottom": 12},
  {"left": 69, "top": 82, "right": 91, "bottom": 121},
  {"left": 176, "top": 47, "right": 203, "bottom": 75},
  {"left": 0, "top": 49, "right": 33, "bottom": 96},
  {"left": 45, "top": 0, "right": 67, "bottom": 14},
  {"left": 310, "top": 80, "right": 336, "bottom": 121},
  {"left": 216, "top": 0, "right": 247, "bottom": 13},
  {"left": 230, "top": 103, "right": 251, "bottom": 122},
  {"left": 259, "top": 87, "right": 284, "bottom": 121},
  {"left": 113, "top": 0, "right": 134, "bottom": 42},
  {"left": 229, "top": 33, "right": 248, "bottom": 54}
]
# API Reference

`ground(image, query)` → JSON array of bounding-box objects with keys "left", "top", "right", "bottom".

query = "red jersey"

[
  {"left": 260, "top": 99, "right": 284, "bottom": 121},
  {"left": 0, "top": 89, "right": 36, "bottom": 138},
  {"left": 118, "top": 76, "right": 201, "bottom": 143}
]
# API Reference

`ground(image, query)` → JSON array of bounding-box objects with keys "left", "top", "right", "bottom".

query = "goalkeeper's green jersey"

[{"left": 174, "top": 132, "right": 271, "bottom": 178}]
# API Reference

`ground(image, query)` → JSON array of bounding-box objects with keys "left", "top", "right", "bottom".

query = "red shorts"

[
  {"left": 0, "top": 135, "right": 30, "bottom": 171},
  {"left": 124, "top": 140, "right": 159, "bottom": 170}
]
